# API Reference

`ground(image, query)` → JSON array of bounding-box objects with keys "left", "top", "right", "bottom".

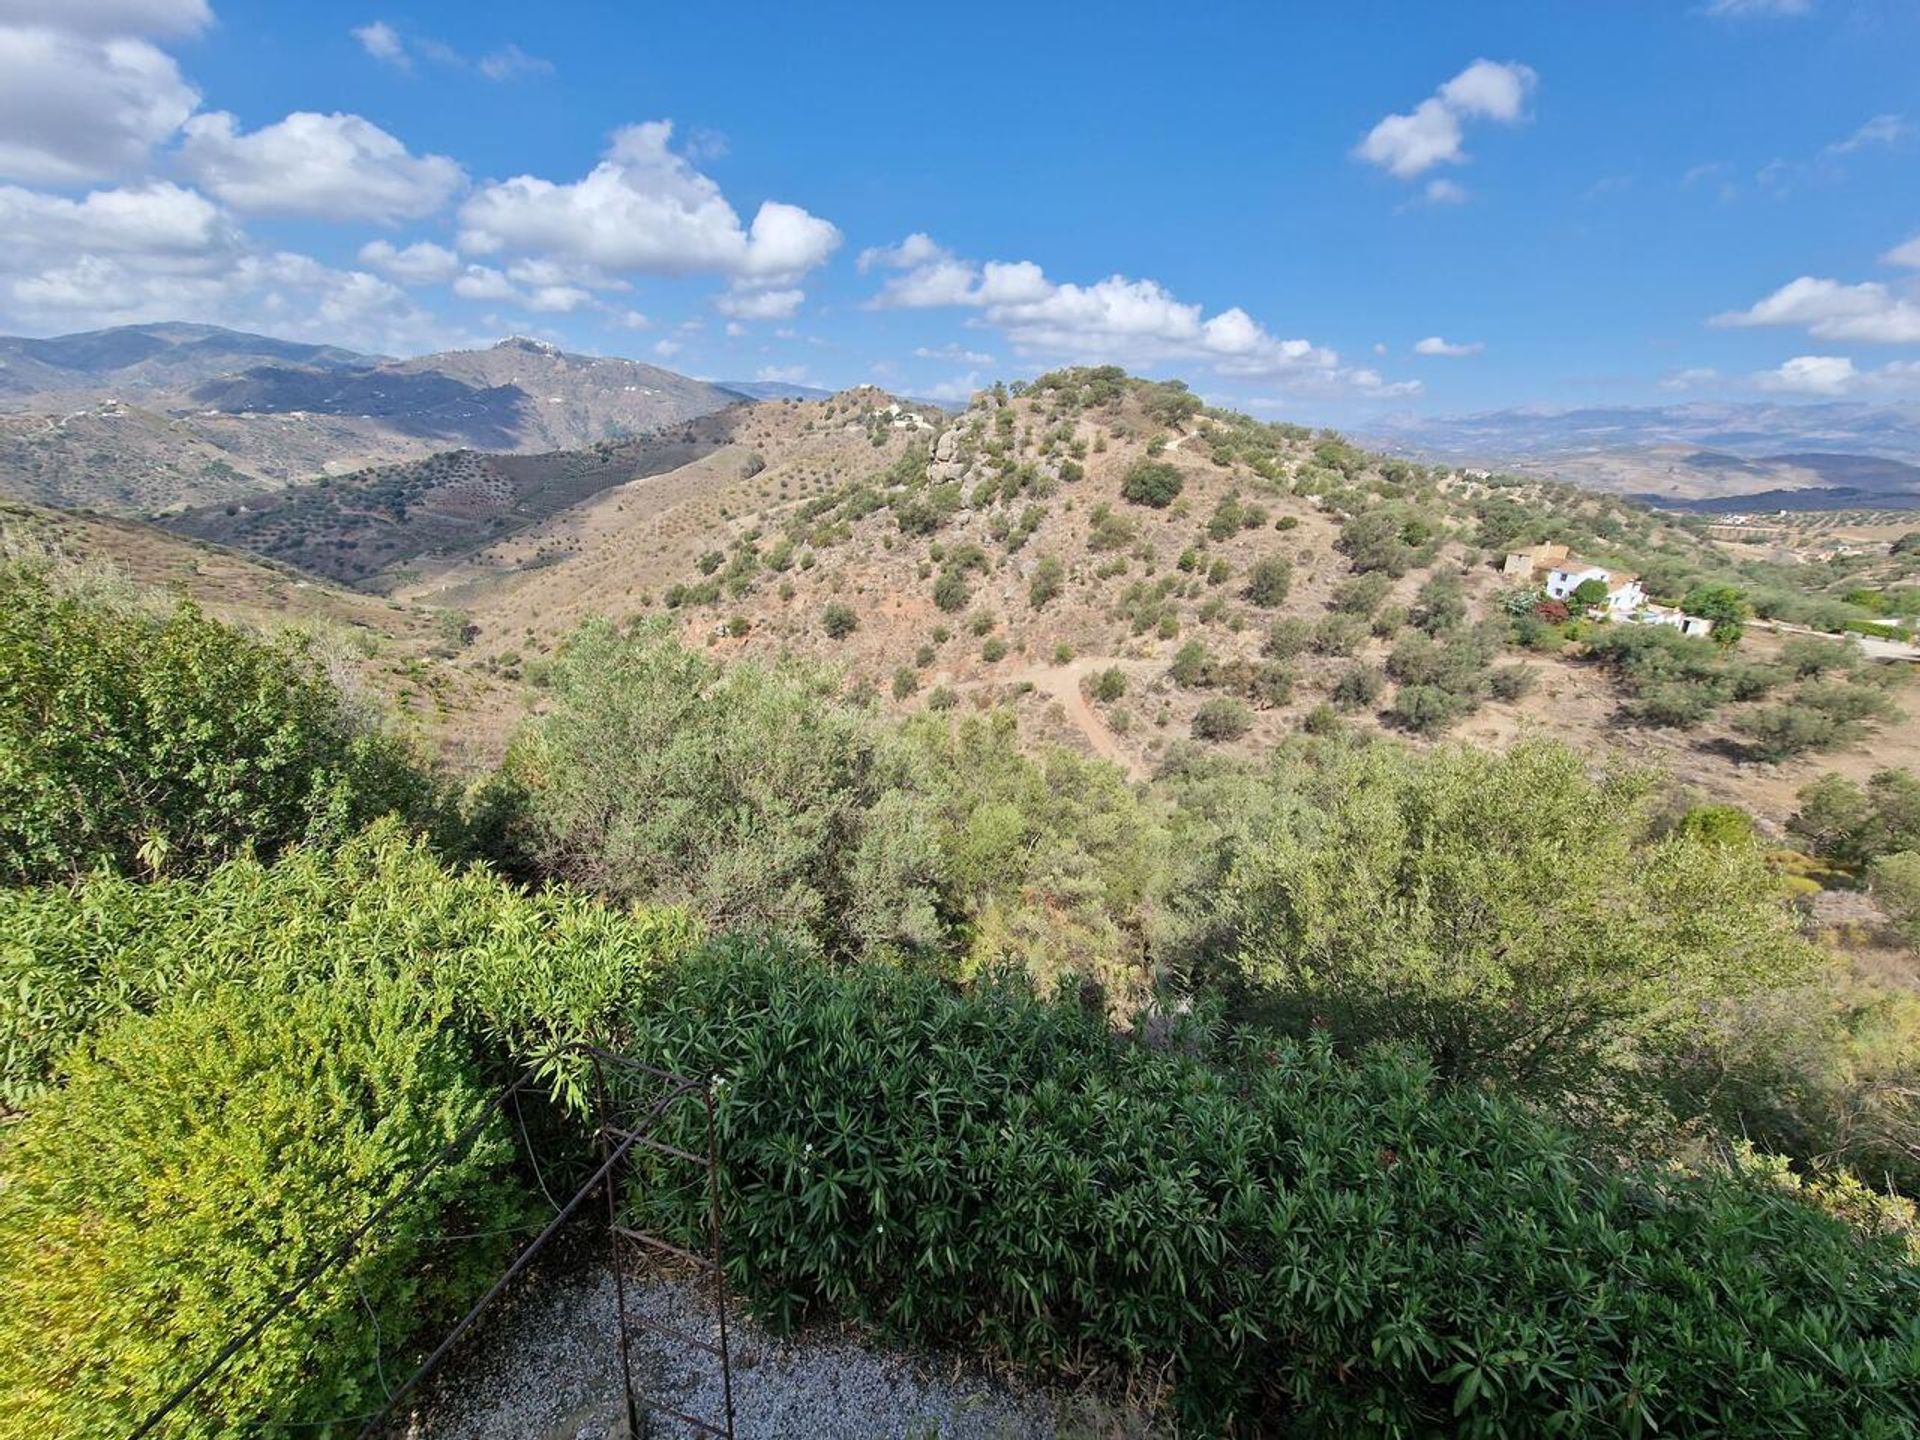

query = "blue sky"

[{"left": 0, "top": 0, "right": 1915, "bottom": 423}]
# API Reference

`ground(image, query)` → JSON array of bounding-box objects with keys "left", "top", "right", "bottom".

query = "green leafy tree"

[
  {"left": 1569, "top": 577, "right": 1611, "bottom": 609},
  {"left": 506, "top": 622, "right": 941, "bottom": 958},
  {"left": 1192, "top": 697, "right": 1253, "bottom": 741},
  {"left": 1219, "top": 741, "right": 1816, "bottom": 1103},
  {"left": 1682, "top": 582, "right": 1752, "bottom": 645},
  {"left": 0, "top": 568, "right": 446, "bottom": 886}
]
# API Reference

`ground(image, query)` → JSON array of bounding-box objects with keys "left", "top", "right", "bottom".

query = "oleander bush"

[
  {"left": 623, "top": 945, "right": 1920, "bottom": 1437},
  {"left": 0, "top": 975, "right": 529, "bottom": 1440}
]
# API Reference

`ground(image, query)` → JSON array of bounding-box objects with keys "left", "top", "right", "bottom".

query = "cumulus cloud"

[
  {"left": 357, "top": 238, "right": 460, "bottom": 284},
  {"left": 1413, "top": 336, "right": 1484, "bottom": 357},
  {"left": 714, "top": 287, "right": 804, "bottom": 320},
  {"left": 1713, "top": 275, "right": 1920, "bottom": 344},
  {"left": 179, "top": 111, "right": 465, "bottom": 222},
  {"left": 1355, "top": 59, "right": 1536, "bottom": 181},
  {"left": 0, "top": 180, "right": 233, "bottom": 262},
  {"left": 352, "top": 21, "right": 408, "bottom": 67},
  {"left": 5, "top": 1, "right": 211, "bottom": 37},
  {"left": 1886, "top": 235, "right": 1920, "bottom": 269},
  {"left": 1753, "top": 355, "right": 1920, "bottom": 396},
  {"left": 0, "top": 24, "right": 198, "bottom": 182},
  {"left": 1, "top": 243, "right": 446, "bottom": 353},
  {"left": 457, "top": 121, "right": 840, "bottom": 286},
  {"left": 450, "top": 264, "right": 516, "bottom": 301},
  {"left": 860, "top": 234, "right": 1412, "bottom": 396},
  {"left": 1423, "top": 179, "right": 1469, "bottom": 205}
]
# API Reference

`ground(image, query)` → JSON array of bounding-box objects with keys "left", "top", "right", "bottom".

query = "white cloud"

[
  {"left": 1355, "top": 59, "right": 1536, "bottom": 180},
  {"left": 1705, "top": 0, "right": 1812, "bottom": 16},
  {"left": 914, "top": 343, "right": 994, "bottom": 365},
  {"left": 458, "top": 121, "right": 840, "bottom": 284},
  {"left": 0, "top": 180, "right": 232, "bottom": 262},
  {"left": 450, "top": 264, "right": 516, "bottom": 301},
  {"left": 1754, "top": 355, "right": 1857, "bottom": 394},
  {"left": 754, "top": 364, "right": 809, "bottom": 384},
  {"left": 857, "top": 232, "right": 946, "bottom": 273},
  {"left": 358, "top": 238, "right": 460, "bottom": 284},
  {"left": 1, "top": 244, "right": 447, "bottom": 353},
  {"left": 1752, "top": 355, "right": 1920, "bottom": 396},
  {"left": 1413, "top": 336, "right": 1483, "bottom": 357},
  {"left": 1713, "top": 275, "right": 1920, "bottom": 343},
  {"left": 714, "top": 287, "right": 804, "bottom": 321},
  {"left": 1423, "top": 178, "right": 1469, "bottom": 205},
  {"left": 352, "top": 21, "right": 408, "bottom": 67},
  {"left": 1824, "top": 114, "right": 1909, "bottom": 155},
  {"left": 0, "top": 24, "right": 198, "bottom": 182},
  {"left": 179, "top": 111, "right": 465, "bottom": 222},
  {"left": 1885, "top": 235, "right": 1920, "bottom": 269},
  {"left": 6, "top": 1, "right": 211, "bottom": 37},
  {"left": 1438, "top": 59, "right": 1535, "bottom": 123},
  {"left": 860, "top": 234, "right": 1409, "bottom": 396},
  {"left": 476, "top": 43, "right": 551, "bottom": 81},
  {"left": 1661, "top": 366, "right": 1722, "bottom": 390},
  {"left": 653, "top": 338, "right": 682, "bottom": 359},
  {"left": 921, "top": 371, "right": 983, "bottom": 403}
]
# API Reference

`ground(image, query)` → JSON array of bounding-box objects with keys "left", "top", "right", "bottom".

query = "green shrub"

[
  {"left": 981, "top": 637, "right": 1009, "bottom": 663},
  {"left": 502, "top": 622, "right": 938, "bottom": 960},
  {"left": 821, "top": 602, "right": 859, "bottom": 638},
  {"left": 0, "top": 568, "right": 448, "bottom": 886},
  {"left": 1167, "top": 640, "right": 1215, "bottom": 688},
  {"left": 1331, "top": 663, "right": 1384, "bottom": 711},
  {"left": 1262, "top": 616, "right": 1313, "bottom": 659},
  {"left": 0, "top": 823, "right": 697, "bottom": 1112},
  {"left": 1028, "top": 556, "right": 1066, "bottom": 610},
  {"left": 1242, "top": 556, "right": 1292, "bottom": 607},
  {"left": 1091, "top": 667, "right": 1128, "bottom": 703},
  {"left": 0, "top": 975, "right": 528, "bottom": 1440},
  {"left": 623, "top": 947, "right": 1920, "bottom": 1437},
  {"left": 1310, "top": 612, "right": 1366, "bottom": 656},
  {"left": 932, "top": 568, "right": 969, "bottom": 612},
  {"left": 1487, "top": 664, "right": 1536, "bottom": 701},
  {"left": 1120, "top": 460, "right": 1183, "bottom": 508},
  {"left": 1191, "top": 697, "right": 1252, "bottom": 741}
]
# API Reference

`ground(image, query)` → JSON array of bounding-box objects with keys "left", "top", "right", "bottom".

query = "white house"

[
  {"left": 1630, "top": 604, "right": 1714, "bottom": 638},
  {"left": 1542, "top": 562, "right": 1646, "bottom": 616}
]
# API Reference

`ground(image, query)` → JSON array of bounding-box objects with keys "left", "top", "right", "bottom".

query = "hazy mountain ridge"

[
  {"left": 0, "top": 327, "right": 746, "bottom": 515},
  {"left": 1368, "top": 401, "right": 1920, "bottom": 507}
]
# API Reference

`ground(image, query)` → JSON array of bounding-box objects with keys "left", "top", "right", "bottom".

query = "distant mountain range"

[
  {"left": 1367, "top": 401, "right": 1920, "bottom": 508},
  {"left": 0, "top": 325, "right": 745, "bottom": 514}
]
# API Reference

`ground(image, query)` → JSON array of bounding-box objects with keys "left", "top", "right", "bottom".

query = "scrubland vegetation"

[{"left": 6, "top": 371, "right": 1920, "bottom": 1436}]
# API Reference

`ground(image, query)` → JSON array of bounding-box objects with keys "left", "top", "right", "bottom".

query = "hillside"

[
  {"left": 0, "top": 497, "right": 522, "bottom": 763},
  {"left": 0, "top": 328, "right": 744, "bottom": 516},
  {"left": 379, "top": 369, "right": 1915, "bottom": 826}
]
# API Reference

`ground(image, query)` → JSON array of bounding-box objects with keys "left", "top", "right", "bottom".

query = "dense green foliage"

[
  {"left": 1119, "top": 458, "right": 1183, "bottom": 507},
  {"left": 0, "top": 568, "right": 446, "bottom": 885},
  {"left": 0, "top": 823, "right": 696, "bottom": 1112},
  {"left": 1200, "top": 742, "right": 1816, "bottom": 1109},
  {"left": 625, "top": 946, "right": 1920, "bottom": 1437},
  {"left": 0, "top": 975, "right": 526, "bottom": 1440}
]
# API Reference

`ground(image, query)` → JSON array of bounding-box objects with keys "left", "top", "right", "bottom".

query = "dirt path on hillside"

[{"left": 957, "top": 656, "right": 1159, "bottom": 781}]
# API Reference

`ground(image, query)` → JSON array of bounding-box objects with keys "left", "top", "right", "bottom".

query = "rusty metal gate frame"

[{"left": 125, "top": 1045, "right": 736, "bottom": 1440}]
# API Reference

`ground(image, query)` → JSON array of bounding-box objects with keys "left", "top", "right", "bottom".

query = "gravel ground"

[{"left": 399, "top": 1254, "right": 1061, "bottom": 1440}]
